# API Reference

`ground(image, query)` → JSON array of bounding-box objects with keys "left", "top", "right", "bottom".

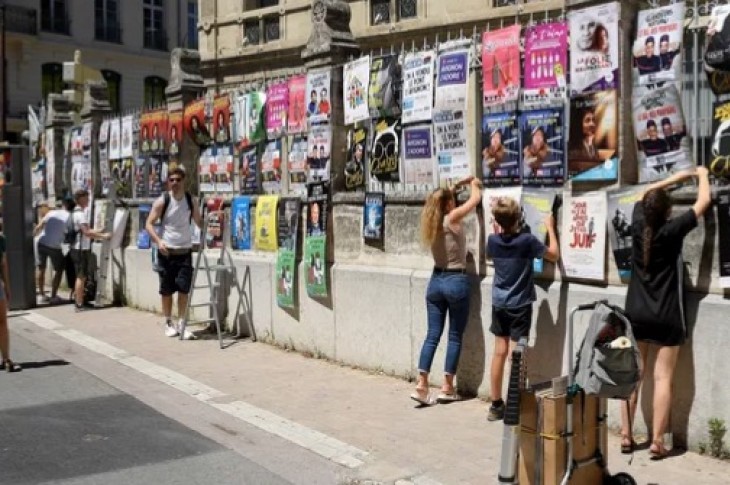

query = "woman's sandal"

[
  {"left": 410, "top": 388, "right": 434, "bottom": 406},
  {"left": 649, "top": 440, "right": 669, "bottom": 460},
  {"left": 436, "top": 391, "right": 460, "bottom": 404},
  {"left": 620, "top": 435, "right": 636, "bottom": 454},
  {"left": 0, "top": 359, "right": 22, "bottom": 373}
]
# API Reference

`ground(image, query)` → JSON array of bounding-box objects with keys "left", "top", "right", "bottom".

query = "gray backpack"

[{"left": 573, "top": 303, "right": 640, "bottom": 400}]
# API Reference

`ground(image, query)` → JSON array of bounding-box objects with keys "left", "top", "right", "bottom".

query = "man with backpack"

[
  {"left": 68, "top": 189, "right": 111, "bottom": 312},
  {"left": 33, "top": 198, "right": 75, "bottom": 303},
  {"left": 145, "top": 166, "right": 202, "bottom": 339}
]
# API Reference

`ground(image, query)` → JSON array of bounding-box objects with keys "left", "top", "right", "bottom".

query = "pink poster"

[
  {"left": 524, "top": 22, "right": 568, "bottom": 91},
  {"left": 266, "top": 81, "right": 289, "bottom": 139},
  {"left": 482, "top": 25, "right": 521, "bottom": 107},
  {"left": 287, "top": 75, "right": 307, "bottom": 134}
]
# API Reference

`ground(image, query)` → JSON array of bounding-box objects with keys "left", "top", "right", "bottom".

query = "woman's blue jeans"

[{"left": 417, "top": 271, "right": 471, "bottom": 375}]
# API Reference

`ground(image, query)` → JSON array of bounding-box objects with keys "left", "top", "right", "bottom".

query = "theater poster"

[
  {"left": 288, "top": 135, "right": 308, "bottom": 195},
  {"left": 711, "top": 100, "right": 730, "bottom": 179},
  {"left": 98, "top": 120, "right": 111, "bottom": 196},
  {"left": 184, "top": 98, "right": 211, "bottom": 147},
  {"left": 561, "top": 190, "right": 607, "bottom": 282},
  {"left": 238, "top": 146, "right": 259, "bottom": 195},
  {"left": 205, "top": 197, "right": 225, "bottom": 249},
  {"left": 370, "top": 118, "right": 401, "bottom": 182},
  {"left": 435, "top": 48, "right": 470, "bottom": 113},
  {"left": 345, "top": 127, "right": 367, "bottom": 190},
  {"left": 276, "top": 198, "right": 301, "bottom": 309},
  {"left": 704, "top": 6, "right": 730, "bottom": 95},
  {"left": 434, "top": 110, "right": 469, "bottom": 181},
  {"left": 305, "top": 182, "right": 329, "bottom": 298},
  {"left": 521, "top": 188, "right": 556, "bottom": 274},
  {"left": 215, "top": 146, "right": 234, "bottom": 193},
  {"left": 482, "top": 112, "right": 520, "bottom": 186},
  {"left": 139, "top": 111, "right": 151, "bottom": 155},
  {"left": 261, "top": 139, "right": 282, "bottom": 194},
  {"left": 481, "top": 25, "right": 521, "bottom": 107},
  {"left": 149, "top": 110, "right": 167, "bottom": 154},
  {"left": 632, "top": 3, "right": 685, "bottom": 87},
  {"left": 198, "top": 148, "right": 214, "bottom": 193},
  {"left": 231, "top": 195, "right": 252, "bottom": 250},
  {"left": 632, "top": 84, "right": 691, "bottom": 182},
  {"left": 109, "top": 117, "right": 121, "bottom": 160},
  {"left": 167, "top": 111, "right": 183, "bottom": 159},
  {"left": 369, "top": 54, "right": 401, "bottom": 119},
  {"left": 266, "top": 81, "right": 289, "bottom": 139},
  {"left": 402, "top": 50, "right": 435, "bottom": 125},
  {"left": 213, "top": 94, "right": 231, "bottom": 145},
  {"left": 121, "top": 114, "right": 134, "bottom": 158},
  {"left": 568, "top": 90, "right": 619, "bottom": 181},
  {"left": 233, "top": 91, "right": 266, "bottom": 149},
  {"left": 134, "top": 157, "right": 147, "bottom": 198},
  {"left": 148, "top": 158, "right": 164, "bottom": 198},
  {"left": 607, "top": 187, "right": 643, "bottom": 281},
  {"left": 254, "top": 194, "right": 279, "bottom": 252},
  {"left": 287, "top": 74, "right": 307, "bottom": 134},
  {"left": 483, "top": 186, "right": 523, "bottom": 238},
  {"left": 523, "top": 21, "right": 568, "bottom": 107},
  {"left": 307, "top": 125, "right": 331, "bottom": 183},
  {"left": 363, "top": 192, "right": 385, "bottom": 243},
  {"left": 519, "top": 108, "right": 565, "bottom": 186},
  {"left": 569, "top": 2, "right": 620, "bottom": 94},
  {"left": 402, "top": 125, "right": 435, "bottom": 186},
  {"left": 716, "top": 189, "right": 730, "bottom": 288},
  {"left": 306, "top": 69, "right": 331, "bottom": 125},
  {"left": 343, "top": 55, "right": 371, "bottom": 125}
]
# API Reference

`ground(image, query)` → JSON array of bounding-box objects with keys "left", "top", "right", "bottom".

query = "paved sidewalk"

[{"left": 14, "top": 305, "right": 730, "bottom": 484}]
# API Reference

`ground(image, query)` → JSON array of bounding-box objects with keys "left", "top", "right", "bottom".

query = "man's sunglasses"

[{"left": 168, "top": 177, "right": 182, "bottom": 182}]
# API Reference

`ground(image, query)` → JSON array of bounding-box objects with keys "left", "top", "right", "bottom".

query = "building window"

[
  {"left": 371, "top": 0, "right": 418, "bottom": 25},
  {"left": 95, "top": 0, "right": 121, "bottom": 43},
  {"left": 143, "top": 0, "right": 167, "bottom": 51},
  {"left": 40, "top": 0, "right": 70, "bottom": 35},
  {"left": 244, "top": 0, "right": 278, "bottom": 8},
  {"left": 243, "top": 16, "right": 280, "bottom": 46},
  {"left": 264, "top": 16, "right": 280, "bottom": 43},
  {"left": 494, "top": 0, "right": 517, "bottom": 6},
  {"left": 398, "top": 0, "right": 418, "bottom": 20},
  {"left": 144, "top": 76, "right": 167, "bottom": 108},
  {"left": 187, "top": 1, "right": 198, "bottom": 49},
  {"left": 102, "top": 70, "right": 122, "bottom": 112},
  {"left": 41, "top": 63, "right": 64, "bottom": 101},
  {"left": 371, "top": 0, "right": 390, "bottom": 25}
]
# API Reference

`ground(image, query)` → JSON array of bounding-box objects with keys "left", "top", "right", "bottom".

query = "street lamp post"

[{"left": 0, "top": 1, "right": 6, "bottom": 141}]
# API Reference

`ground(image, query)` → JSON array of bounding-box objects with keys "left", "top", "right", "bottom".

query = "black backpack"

[
  {"left": 159, "top": 191, "right": 194, "bottom": 224},
  {"left": 64, "top": 209, "right": 80, "bottom": 245}
]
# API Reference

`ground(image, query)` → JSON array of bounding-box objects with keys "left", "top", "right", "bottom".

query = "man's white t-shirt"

[
  {"left": 72, "top": 207, "right": 92, "bottom": 251},
  {"left": 38, "top": 209, "right": 69, "bottom": 249},
  {"left": 160, "top": 193, "right": 193, "bottom": 249}
]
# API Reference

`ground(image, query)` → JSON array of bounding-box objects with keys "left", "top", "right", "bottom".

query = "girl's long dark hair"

[{"left": 642, "top": 188, "right": 672, "bottom": 268}]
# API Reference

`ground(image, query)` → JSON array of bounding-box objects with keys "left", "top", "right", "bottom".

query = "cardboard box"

[{"left": 518, "top": 388, "right": 607, "bottom": 485}]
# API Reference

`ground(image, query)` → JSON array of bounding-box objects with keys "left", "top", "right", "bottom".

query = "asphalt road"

[{"left": 0, "top": 329, "right": 341, "bottom": 485}]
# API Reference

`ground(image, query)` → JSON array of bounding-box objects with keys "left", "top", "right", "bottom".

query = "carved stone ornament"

[
  {"left": 166, "top": 48, "right": 204, "bottom": 96},
  {"left": 302, "top": 0, "right": 359, "bottom": 62},
  {"left": 46, "top": 93, "right": 74, "bottom": 127},
  {"left": 80, "top": 80, "right": 111, "bottom": 117}
]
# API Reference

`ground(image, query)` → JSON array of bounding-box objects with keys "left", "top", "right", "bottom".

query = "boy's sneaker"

[
  {"left": 487, "top": 401, "right": 505, "bottom": 422},
  {"left": 165, "top": 322, "right": 179, "bottom": 338},
  {"left": 75, "top": 304, "right": 90, "bottom": 312},
  {"left": 181, "top": 329, "right": 196, "bottom": 340}
]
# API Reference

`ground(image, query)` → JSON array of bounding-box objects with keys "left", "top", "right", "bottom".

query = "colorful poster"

[
  {"left": 343, "top": 55, "right": 371, "bottom": 125},
  {"left": 111, "top": 158, "right": 132, "bottom": 198},
  {"left": 233, "top": 91, "right": 266, "bottom": 149},
  {"left": 184, "top": 98, "right": 211, "bottom": 146},
  {"left": 632, "top": 84, "right": 691, "bottom": 182},
  {"left": 120, "top": 115, "right": 134, "bottom": 158},
  {"left": 139, "top": 111, "right": 152, "bottom": 155},
  {"left": 239, "top": 146, "right": 259, "bottom": 194},
  {"left": 213, "top": 94, "right": 231, "bottom": 145},
  {"left": 369, "top": 54, "right": 401, "bottom": 118},
  {"left": 481, "top": 25, "right": 521, "bottom": 107},
  {"left": 305, "top": 182, "right": 329, "bottom": 298},
  {"left": 519, "top": 108, "right": 565, "bottom": 186},
  {"left": 137, "top": 204, "right": 152, "bottom": 249},
  {"left": 109, "top": 117, "right": 121, "bottom": 160},
  {"left": 148, "top": 158, "right": 164, "bottom": 198},
  {"left": 254, "top": 195, "right": 279, "bottom": 251},
  {"left": 266, "top": 82, "right": 289, "bottom": 139},
  {"left": 607, "top": 187, "right": 643, "bottom": 281},
  {"left": 307, "top": 125, "right": 331, "bottom": 182},
  {"left": 81, "top": 122, "right": 93, "bottom": 192},
  {"left": 306, "top": 182, "right": 328, "bottom": 238},
  {"left": 403, "top": 125, "right": 435, "bottom": 186},
  {"left": 522, "top": 21, "right": 568, "bottom": 107},
  {"left": 561, "top": 191, "right": 607, "bottom": 281},
  {"left": 231, "top": 195, "right": 252, "bottom": 250},
  {"left": 345, "top": 127, "right": 368, "bottom": 190},
  {"left": 569, "top": 2, "right": 620, "bottom": 94},
  {"left": 45, "top": 127, "right": 55, "bottom": 200},
  {"left": 363, "top": 192, "right": 385, "bottom": 242},
  {"left": 205, "top": 197, "right": 225, "bottom": 249},
  {"left": 370, "top": 118, "right": 401, "bottom": 182},
  {"left": 435, "top": 48, "right": 470, "bottom": 113},
  {"left": 98, "top": 120, "right": 111, "bottom": 196},
  {"left": 483, "top": 186, "right": 523, "bottom": 238},
  {"left": 704, "top": 6, "right": 730, "bottom": 95},
  {"left": 434, "top": 110, "right": 469, "bottom": 181},
  {"left": 482, "top": 112, "right": 520, "bottom": 186},
  {"left": 306, "top": 69, "right": 331, "bottom": 125},
  {"left": 70, "top": 127, "right": 88, "bottom": 193},
  {"left": 134, "top": 157, "right": 148, "bottom": 198},
  {"left": 262, "top": 140, "right": 282, "bottom": 194},
  {"left": 275, "top": 249, "right": 297, "bottom": 309},
  {"left": 402, "top": 50, "right": 435, "bottom": 125},
  {"left": 151, "top": 110, "right": 167, "bottom": 154},
  {"left": 288, "top": 136, "right": 308, "bottom": 195},
  {"left": 521, "top": 188, "right": 556, "bottom": 274},
  {"left": 716, "top": 189, "right": 730, "bottom": 288},
  {"left": 633, "top": 3, "right": 685, "bottom": 87},
  {"left": 278, "top": 198, "right": 301, "bottom": 251},
  {"left": 215, "top": 146, "right": 234, "bottom": 192},
  {"left": 287, "top": 74, "right": 308, "bottom": 134},
  {"left": 710, "top": 100, "right": 730, "bottom": 179},
  {"left": 199, "top": 147, "right": 215, "bottom": 193},
  {"left": 568, "top": 90, "right": 619, "bottom": 181}
]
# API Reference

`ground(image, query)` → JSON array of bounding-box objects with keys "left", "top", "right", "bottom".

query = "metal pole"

[
  {"left": 0, "top": 2, "right": 7, "bottom": 141},
  {"left": 692, "top": 0, "right": 699, "bottom": 164}
]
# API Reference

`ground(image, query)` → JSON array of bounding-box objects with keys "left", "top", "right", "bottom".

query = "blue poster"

[
  {"left": 137, "top": 204, "right": 152, "bottom": 249},
  {"left": 231, "top": 196, "right": 251, "bottom": 250},
  {"left": 482, "top": 112, "right": 521, "bottom": 186},
  {"left": 519, "top": 108, "right": 565, "bottom": 186},
  {"left": 363, "top": 192, "right": 385, "bottom": 242}
]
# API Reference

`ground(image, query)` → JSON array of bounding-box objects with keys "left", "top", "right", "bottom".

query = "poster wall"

[
  {"left": 607, "top": 187, "right": 643, "bottom": 280},
  {"left": 402, "top": 125, "right": 435, "bottom": 186},
  {"left": 266, "top": 82, "right": 289, "bottom": 139},
  {"left": 569, "top": 2, "right": 620, "bottom": 94},
  {"left": 231, "top": 195, "right": 252, "bottom": 250},
  {"left": 483, "top": 186, "right": 523, "bottom": 237},
  {"left": 343, "top": 55, "right": 371, "bottom": 125},
  {"left": 121, "top": 115, "right": 134, "bottom": 158},
  {"left": 213, "top": 95, "right": 231, "bottom": 145},
  {"left": 481, "top": 25, "right": 522, "bottom": 106},
  {"left": 239, "top": 146, "right": 259, "bottom": 194},
  {"left": 276, "top": 198, "right": 301, "bottom": 309},
  {"left": 307, "top": 125, "right": 331, "bottom": 182},
  {"left": 345, "top": 127, "right": 367, "bottom": 190},
  {"left": 521, "top": 188, "right": 556, "bottom": 273},
  {"left": 482, "top": 112, "right": 520, "bottom": 186},
  {"left": 306, "top": 70, "right": 332, "bottom": 125},
  {"left": 523, "top": 21, "right": 568, "bottom": 106},
  {"left": 254, "top": 195, "right": 279, "bottom": 251},
  {"left": 568, "top": 90, "right": 619, "bottom": 181},
  {"left": 305, "top": 182, "right": 328, "bottom": 298},
  {"left": 435, "top": 48, "right": 470, "bottom": 113},
  {"left": 434, "top": 110, "right": 469, "bottom": 181},
  {"left": 632, "top": 84, "right": 691, "bottom": 181},
  {"left": 519, "top": 108, "right": 565, "bottom": 186},
  {"left": 184, "top": 99, "right": 211, "bottom": 147},
  {"left": 369, "top": 54, "right": 401, "bottom": 118},
  {"left": 363, "top": 192, "right": 385, "bottom": 242},
  {"left": 261, "top": 140, "right": 282, "bottom": 194},
  {"left": 288, "top": 136, "right": 308, "bottom": 195},
  {"left": 98, "top": 120, "right": 111, "bottom": 196},
  {"left": 287, "top": 75, "right": 308, "bottom": 134},
  {"left": 370, "top": 118, "right": 401, "bottom": 182},
  {"left": 632, "top": 3, "right": 685, "bottom": 87},
  {"left": 561, "top": 190, "right": 607, "bottom": 281},
  {"left": 402, "top": 50, "right": 435, "bottom": 125}
]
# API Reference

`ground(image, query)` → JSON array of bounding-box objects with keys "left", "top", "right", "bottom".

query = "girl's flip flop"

[
  {"left": 410, "top": 390, "right": 434, "bottom": 406},
  {"left": 436, "top": 393, "right": 460, "bottom": 404}
]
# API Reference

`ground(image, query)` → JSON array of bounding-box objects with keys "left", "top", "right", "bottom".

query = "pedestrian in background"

[
  {"left": 34, "top": 198, "right": 74, "bottom": 303},
  {"left": 0, "top": 231, "right": 20, "bottom": 372},
  {"left": 411, "top": 176, "right": 482, "bottom": 406}
]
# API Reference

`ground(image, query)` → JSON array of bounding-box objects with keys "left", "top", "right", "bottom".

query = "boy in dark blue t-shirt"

[{"left": 485, "top": 197, "right": 559, "bottom": 421}]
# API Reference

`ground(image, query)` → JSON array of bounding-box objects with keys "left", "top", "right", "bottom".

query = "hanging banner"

[
  {"left": 402, "top": 50, "right": 435, "bottom": 125},
  {"left": 711, "top": 100, "right": 730, "bottom": 179},
  {"left": 482, "top": 112, "right": 520, "bottom": 186},
  {"left": 306, "top": 69, "right": 331, "bottom": 125},
  {"left": 307, "top": 125, "right": 331, "bottom": 183},
  {"left": 561, "top": 190, "right": 607, "bottom": 281},
  {"left": 363, "top": 192, "right": 385, "bottom": 243},
  {"left": 520, "top": 108, "right": 565, "bottom": 186},
  {"left": 213, "top": 94, "right": 231, "bottom": 145},
  {"left": 288, "top": 135, "right": 308, "bottom": 195},
  {"left": 522, "top": 21, "right": 568, "bottom": 107},
  {"left": 287, "top": 74, "right": 308, "bottom": 134},
  {"left": 148, "top": 158, "right": 165, "bottom": 198},
  {"left": 343, "top": 55, "right": 371, "bottom": 125},
  {"left": 633, "top": 84, "right": 691, "bottom": 182},
  {"left": 435, "top": 48, "right": 470, "bottom": 113},
  {"left": 262, "top": 139, "right": 282, "bottom": 194},
  {"left": 403, "top": 125, "right": 435, "bottom": 186},
  {"left": 232, "top": 92, "right": 266, "bottom": 149},
  {"left": 199, "top": 147, "right": 214, "bottom": 193},
  {"left": 98, "top": 119, "right": 111, "bottom": 196},
  {"left": 231, "top": 195, "right": 252, "bottom": 250},
  {"left": 568, "top": 90, "right": 619, "bottom": 181},
  {"left": 716, "top": 189, "right": 730, "bottom": 288},
  {"left": 569, "top": 2, "right": 620, "bottom": 94},
  {"left": 168, "top": 111, "right": 183, "bottom": 158},
  {"left": 345, "top": 127, "right": 367, "bottom": 190},
  {"left": 134, "top": 157, "right": 148, "bottom": 198},
  {"left": 266, "top": 81, "right": 289, "bottom": 139},
  {"left": 276, "top": 198, "right": 301, "bottom": 309},
  {"left": 109, "top": 117, "right": 121, "bottom": 160},
  {"left": 254, "top": 194, "right": 279, "bottom": 251},
  {"left": 633, "top": 3, "right": 685, "bottom": 87},
  {"left": 238, "top": 146, "right": 259, "bottom": 194},
  {"left": 139, "top": 111, "right": 152, "bottom": 155},
  {"left": 521, "top": 188, "right": 556, "bottom": 274},
  {"left": 369, "top": 54, "right": 402, "bottom": 118},
  {"left": 305, "top": 182, "right": 329, "bottom": 298},
  {"left": 120, "top": 114, "right": 134, "bottom": 159},
  {"left": 184, "top": 98, "right": 211, "bottom": 147},
  {"left": 45, "top": 128, "right": 55, "bottom": 200},
  {"left": 370, "top": 117, "right": 401, "bottom": 182},
  {"left": 205, "top": 197, "right": 225, "bottom": 249},
  {"left": 607, "top": 187, "right": 643, "bottom": 280},
  {"left": 482, "top": 25, "right": 522, "bottom": 107},
  {"left": 215, "top": 146, "right": 234, "bottom": 193},
  {"left": 483, "top": 186, "right": 523, "bottom": 238},
  {"left": 434, "top": 110, "right": 469, "bottom": 181}
]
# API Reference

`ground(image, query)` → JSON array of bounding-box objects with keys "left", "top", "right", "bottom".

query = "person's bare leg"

[
  {"left": 177, "top": 293, "right": 188, "bottom": 321},
  {"left": 74, "top": 276, "right": 86, "bottom": 307},
  {"left": 442, "top": 373, "right": 455, "bottom": 394},
  {"left": 651, "top": 345, "right": 681, "bottom": 452},
  {"left": 490, "top": 336, "right": 510, "bottom": 402},
  {"left": 0, "top": 300, "right": 9, "bottom": 361},
  {"left": 621, "top": 341, "right": 650, "bottom": 447},
  {"left": 51, "top": 268, "right": 63, "bottom": 299},
  {"left": 37, "top": 267, "right": 45, "bottom": 297},
  {"left": 161, "top": 295, "right": 173, "bottom": 320}
]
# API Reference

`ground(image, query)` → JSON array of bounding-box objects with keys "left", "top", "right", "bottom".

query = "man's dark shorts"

[
  {"left": 37, "top": 243, "right": 64, "bottom": 271},
  {"left": 158, "top": 250, "right": 193, "bottom": 296},
  {"left": 490, "top": 304, "right": 533, "bottom": 341},
  {"left": 69, "top": 249, "right": 91, "bottom": 278}
]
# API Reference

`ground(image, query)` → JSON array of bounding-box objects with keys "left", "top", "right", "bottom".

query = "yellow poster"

[{"left": 254, "top": 195, "right": 279, "bottom": 251}]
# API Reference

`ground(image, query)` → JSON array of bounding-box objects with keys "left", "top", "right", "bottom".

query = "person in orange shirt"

[{"left": 318, "top": 88, "right": 331, "bottom": 116}]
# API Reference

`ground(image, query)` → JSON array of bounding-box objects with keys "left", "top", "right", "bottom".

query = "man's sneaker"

[
  {"left": 487, "top": 401, "right": 505, "bottom": 422},
  {"left": 49, "top": 296, "right": 64, "bottom": 305},
  {"left": 181, "top": 328, "right": 196, "bottom": 340},
  {"left": 165, "top": 323, "right": 179, "bottom": 338},
  {"left": 75, "top": 304, "right": 90, "bottom": 312}
]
